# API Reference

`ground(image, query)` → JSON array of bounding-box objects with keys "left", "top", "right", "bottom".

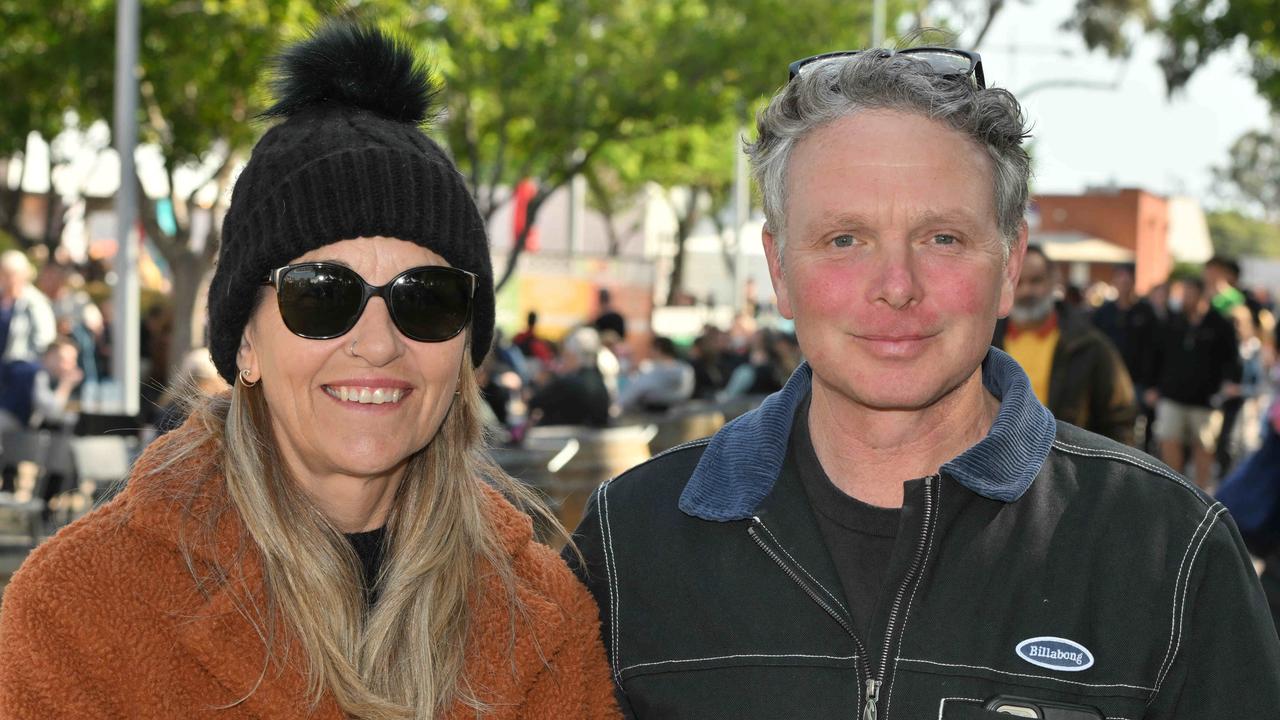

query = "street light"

[{"left": 113, "top": 0, "right": 140, "bottom": 417}]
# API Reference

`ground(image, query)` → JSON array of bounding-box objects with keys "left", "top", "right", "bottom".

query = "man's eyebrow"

[
  {"left": 810, "top": 212, "right": 874, "bottom": 230},
  {"left": 909, "top": 209, "right": 983, "bottom": 228},
  {"left": 809, "top": 209, "right": 983, "bottom": 231}
]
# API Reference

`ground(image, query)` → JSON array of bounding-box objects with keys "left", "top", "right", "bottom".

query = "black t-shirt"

[
  {"left": 346, "top": 525, "right": 386, "bottom": 606},
  {"left": 790, "top": 396, "right": 902, "bottom": 641},
  {"left": 529, "top": 367, "right": 612, "bottom": 427},
  {"left": 1154, "top": 310, "right": 1241, "bottom": 407}
]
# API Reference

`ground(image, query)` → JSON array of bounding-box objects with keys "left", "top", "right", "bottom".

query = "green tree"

[
  {"left": 0, "top": 0, "right": 327, "bottom": 375},
  {"left": 1214, "top": 122, "right": 1280, "bottom": 223},
  {"left": 1206, "top": 209, "right": 1280, "bottom": 259},
  {"left": 1155, "top": 0, "right": 1280, "bottom": 104},
  {"left": 591, "top": 119, "right": 741, "bottom": 304},
  {"left": 406, "top": 0, "right": 897, "bottom": 291}
]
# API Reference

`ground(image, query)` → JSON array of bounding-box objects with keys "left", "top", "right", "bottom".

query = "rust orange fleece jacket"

[{"left": 0, "top": 423, "right": 619, "bottom": 719}]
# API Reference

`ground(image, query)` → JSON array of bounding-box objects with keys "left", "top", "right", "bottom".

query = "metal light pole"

[
  {"left": 872, "top": 0, "right": 886, "bottom": 48},
  {"left": 112, "top": 0, "right": 141, "bottom": 416},
  {"left": 731, "top": 127, "right": 749, "bottom": 313}
]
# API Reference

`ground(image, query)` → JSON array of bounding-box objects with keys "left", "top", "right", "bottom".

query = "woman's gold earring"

[{"left": 240, "top": 368, "right": 258, "bottom": 388}]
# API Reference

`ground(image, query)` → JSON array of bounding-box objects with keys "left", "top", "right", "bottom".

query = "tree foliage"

[
  {"left": 1215, "top": 122, "right": 1280, "bottom": 224},
  {"left": 1154, "top": 0, "right": 1280, "bottom": 105},
  {"left": 1206, "top": 209, "right": 1280, "bottom": 259},
  {"left": 1, "top": 0, "right": 327, "bottom": 374},
  {"left": 392, "top": 0, "right": 898, "bottom": 290},
  {"left": 11, "top": 0, "right": 1265, "bottom": 350}
]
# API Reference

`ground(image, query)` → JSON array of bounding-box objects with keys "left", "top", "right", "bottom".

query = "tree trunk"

[
  {"left": 493, "top": 189, "right": 552, "bottom": 293},
  {"left": 168, "top": 251, "right": 211, "bottom": 379},
  {"left": 42, "top": 186, "right": 64, "bottom": 254},
  {"left": 665, "top": 186, "right": 703, "bottom": 306}
]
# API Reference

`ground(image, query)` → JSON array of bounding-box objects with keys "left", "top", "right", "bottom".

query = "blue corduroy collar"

[{"left": 678, "top": 347, "right": 1057, "bottom": 521}]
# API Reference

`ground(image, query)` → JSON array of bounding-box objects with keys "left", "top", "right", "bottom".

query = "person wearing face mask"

[
  {"left": 0, "top": 23, "right": 618, "bottom": 720},
  {"left": 992, "top": 245, "right": 1136, "bottom": 444}
]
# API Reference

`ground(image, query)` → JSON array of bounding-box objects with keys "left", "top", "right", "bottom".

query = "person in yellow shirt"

[{"left": 994, "top": 246, "right": 1136, "bottom": 444}]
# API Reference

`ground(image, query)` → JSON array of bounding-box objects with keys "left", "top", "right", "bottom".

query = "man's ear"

[
  {"left": 998, "top": 221, "right": 1029, "bottom": 319},
  {"left": 763, "top": 227, "right": 794, "bottom": 319}
]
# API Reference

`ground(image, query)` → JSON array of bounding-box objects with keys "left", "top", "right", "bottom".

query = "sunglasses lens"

[
  {"left": 389, "top": 268, "right": 472, "bottom": 341},
  {"left": 902, "top": 49, "right": 973, "bottom": 77},
  {"left": 788, "top": 48, "right": 981, "bottom": 87},
  {"left": 276, "top": 264, "right": 364, "bottom": 339}
]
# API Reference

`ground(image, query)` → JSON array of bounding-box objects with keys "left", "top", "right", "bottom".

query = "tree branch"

[
  {"left": 485, "top": 112, "right": 511, "bottom": 203},
  {"left": 184, "top": 143, "right": 231, "bottom": 209},
  {"left": 197, "top": 151, "right": 235, "bottom": 265},
  {"left": 134, "top": 168, "right": 171, "bottom": 267},
  {"left": 969, "top": 0, "right": 1006, "bottom": 52},
  {"left": 138, "top": 74, "right": 174, "bottom": 148},
  {"left": 455, "top": 97, "right": 484, "bottom": 199},
  {"left": 493, "top": 183, "right": 562, "bottom": 293}
]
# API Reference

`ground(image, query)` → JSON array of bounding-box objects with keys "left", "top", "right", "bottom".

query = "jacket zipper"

[
  {"left": 748, "top": 517, "right": 870, "bottom": 716},
  {"left": 749, "top": 474, "right": 938, "bottom": 720}
]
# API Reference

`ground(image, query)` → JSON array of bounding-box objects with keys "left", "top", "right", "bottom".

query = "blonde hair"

[{"left": 142, "top": 355, "right": 568, "bottom": 718}]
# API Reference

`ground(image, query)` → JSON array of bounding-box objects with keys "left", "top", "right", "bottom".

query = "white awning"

[{"left": 1031, "top": 231, "right": 1135, "bottom": 263}]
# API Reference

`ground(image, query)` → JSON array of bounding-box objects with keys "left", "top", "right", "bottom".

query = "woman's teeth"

[{"left": 324, "top": 386, "right": 405, "bottom": 404}]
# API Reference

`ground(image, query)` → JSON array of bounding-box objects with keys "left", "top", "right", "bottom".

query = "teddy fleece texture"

[{"left": 0, "top": 421, "right": 618, "bottom": 719}]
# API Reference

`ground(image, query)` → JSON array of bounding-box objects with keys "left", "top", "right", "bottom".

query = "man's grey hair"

[{"left": 745, "top": 51, "right": 1032, "bottom": 260}]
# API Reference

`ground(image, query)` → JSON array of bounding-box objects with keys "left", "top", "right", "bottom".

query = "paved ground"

[
  {"left": 0, "top": 558, "right": 22, "bottom": 606},
  {"left": 0, "top": 510, "right": 38, "bottom": 605}
]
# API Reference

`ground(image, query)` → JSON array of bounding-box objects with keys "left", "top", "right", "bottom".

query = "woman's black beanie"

[{"left": 207, "top": 22, "right": 493, "bottom": 385}]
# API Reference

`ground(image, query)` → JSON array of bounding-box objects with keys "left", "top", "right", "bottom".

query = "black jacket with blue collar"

[{"left": 567, "top": 349, "right": 1280, "bottom": 720}]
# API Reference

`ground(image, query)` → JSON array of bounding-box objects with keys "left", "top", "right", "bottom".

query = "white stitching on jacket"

[
  {"left": 1150, "top": 502, "right": 1221, "bottom": 697},
  {"left": 757, "top": 522, "right": 849, "bottom": 615},
  {"left": 896, "top": 658, "right": 1155, "bottom": 692},
  {"left": 1050, "top": 440, "right": 1204, "bottom": 501},
  {"left": 885, "top": 478, "right": 942, "bottom": 720},
  {"left": 619, "top": 652, "right": 859, "bottom": 675},
  {"left": 1151, "top": 505, "right": 1226, "bottom": 699},
  {"left": 600, "top": 479, "right": 621, "bottom": 683},
  {"left": 937, "top": 697, "right": 984, "bottom": 720},
  {"left": 617, "top": 437, "right": 712, "bottom": 481}
]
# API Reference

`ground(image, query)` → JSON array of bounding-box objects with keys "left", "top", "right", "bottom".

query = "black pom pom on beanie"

[{"left": 207, "top": 22, "right": 493, "bottom": 385}]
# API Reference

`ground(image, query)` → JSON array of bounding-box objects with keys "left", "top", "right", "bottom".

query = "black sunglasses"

[
  {"left": 788, "top": 47, "right": 985, "bottom": 87},
  {"left": 263, "top": 262, "right": 476, "bottom": 342}
]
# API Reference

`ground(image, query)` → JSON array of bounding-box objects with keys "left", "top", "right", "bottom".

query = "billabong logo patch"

[{"left": 1015, "top": 637, "right": 1094, "bottom": 672}]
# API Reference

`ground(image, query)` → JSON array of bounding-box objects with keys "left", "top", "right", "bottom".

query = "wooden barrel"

[
  {"left": 499, "top": 425, "right": 655, "bottom": 545},
  {"left": 645, "top": 401, "right": 727, "bottom": 455}
]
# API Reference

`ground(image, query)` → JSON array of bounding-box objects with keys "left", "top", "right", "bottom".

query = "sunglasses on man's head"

[
  {"left": 264, "top": 262, "right": 476, "bottom": 342},
  {"left": 788, "top": 47, "right": 985, "bottom": 87}
]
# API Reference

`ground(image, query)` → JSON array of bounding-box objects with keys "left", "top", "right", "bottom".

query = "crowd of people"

[
  {"left": 478, "top": 290, "right": 804, "bottom": 439},
  {"left": 1000, "top": 251, "right": 1276, "bottom": 492},
  {"left": 0, "top": 246, "right": 229, "bottom": 520}
]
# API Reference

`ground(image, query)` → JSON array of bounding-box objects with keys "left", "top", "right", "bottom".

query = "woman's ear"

[{"left": 236, "top": 324, "right": 259, "bottom": 384}]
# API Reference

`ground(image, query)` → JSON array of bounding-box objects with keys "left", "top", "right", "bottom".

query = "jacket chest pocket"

[{"left": 886, "top": 664, "right": 1150, "bottom": 720}]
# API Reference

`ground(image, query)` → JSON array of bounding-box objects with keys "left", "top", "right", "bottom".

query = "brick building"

[{"left": 1031, "top": 188, "right": 1173, "bottom": 294}]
